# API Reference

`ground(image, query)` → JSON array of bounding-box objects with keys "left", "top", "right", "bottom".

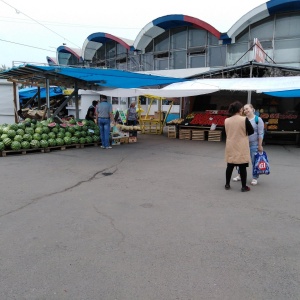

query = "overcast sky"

[{"left": 0, "top": 0, "right": 267, "bottom": 68}]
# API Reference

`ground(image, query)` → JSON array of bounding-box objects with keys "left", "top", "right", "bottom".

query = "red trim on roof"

[
  {"left": 184, "top": 16, "right": 220, "bottom": 39},
  {"left": 105, "top": 34, "right": 130, "bottom": 50}
]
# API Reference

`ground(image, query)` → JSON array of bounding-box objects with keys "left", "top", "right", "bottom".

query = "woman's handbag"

[{"left": 253, "top": 151, "right": 270, "bottom": 176}]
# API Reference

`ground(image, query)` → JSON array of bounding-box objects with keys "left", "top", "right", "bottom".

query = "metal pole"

[
  {"left": 74, "top": 82, "right": 79, "bottom": 119},
  {"left": 46, "top": 78, "right": 51, "bottom": 118},
  {"left": 247, "top": 63, "right": 254, "bottom": 104}
]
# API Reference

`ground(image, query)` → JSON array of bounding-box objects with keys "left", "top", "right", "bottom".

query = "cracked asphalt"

[{"left": 0, "top": 134, "right": 300, "bottom": 300}]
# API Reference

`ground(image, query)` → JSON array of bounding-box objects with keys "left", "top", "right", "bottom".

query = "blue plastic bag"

[{"left": 253, "top": 151, "right": 270, "bottom": 176}]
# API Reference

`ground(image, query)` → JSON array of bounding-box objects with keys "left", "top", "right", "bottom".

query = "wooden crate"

[
  {"left": 191, "top": 130, "right": 205, "bottom": 141},
  {"left": 208, "top": 130, "right": 222, "bottom": 141},
  {"left": 179, "top": 129, "right": 191, "bottom": 140},
  {"left": 167, "top": 125, "right": 177, "bottom": 138}
]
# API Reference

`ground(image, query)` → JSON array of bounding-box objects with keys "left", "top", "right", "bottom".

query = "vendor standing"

[{"left": 126, "top": 102, "right": 138, "bottom": 137}]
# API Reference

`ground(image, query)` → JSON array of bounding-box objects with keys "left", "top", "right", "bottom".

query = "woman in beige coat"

[{"left": 225, "top": 101, "right": 254, "bottom": 192}]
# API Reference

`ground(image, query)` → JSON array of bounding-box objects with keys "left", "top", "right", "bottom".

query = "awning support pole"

[
  {"left": 46, "top": 78, "right": 51, "bottom": 118},
  {"left": 74, "top": 82, "right": 79, "bottom": 119}
]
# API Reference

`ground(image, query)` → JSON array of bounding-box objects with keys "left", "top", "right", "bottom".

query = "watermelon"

[
  {"left": 65, "top": 132, "right": 72, "bottom": 138},
  {"left": 41, "top": 133, "right": 49, "bottom": 140},
  {"left": 30, "top": 140, "right": 40, "bottom": 149},
  {"left": 56, "top": 138, "right": 64, "bottom": 146},
  {"left": 51, "top": 127, "right": 59, "bottom": 134},
  {"left": 48, "top": 138, "right": 56, "bottom": 147},
  {"left": 64, "top": 137, "right": 71, "bottom": 145},
  {"left": 0, "top": 141, "right": 5, "bottom": 151},
  {"left": 60, "top": 123, "right": 68, "bottom": 128},
  {"left": 35, "top": 127, "right": 43, "bottom": 134},
  {"left": 48, "top": 132, "right": 56, "bottom": 139},
  {"left": 79, "top": 137, "right": 86, "bottom": 144},
  {"left": 86, "top": 136, "right": 93, "bottom": 143},
  {"left": 69, "top": 119, "right": 76, "bottom": 125},
  {"left": 16, "top": 129, "right": 25, "bottom": 136},
  {"left": 21, "top": 141, "right": 30, "bottom": 149},
  {"left": 9, "top": 123, "right": 18, "bottom": 131},
  {"left": 93, "top": 135, "right": 100, "bottom": 142},
  {"left": 56, "top": 132, "right": 65, "bottom": 139},
  {"left": 1, "top": 134, "right": 8, "bottom": 140},
  {"left": 42, "top": 126, "right": 50, "bottom": 134},
  {"left": 71, "top": 137, "right": 79, "bottom": 144},
  {"left": 17, "top": 123, "right": 25, "bottom": 130},
  {"left": 14, "top": 135, "right": 23, "bottom": 142},
  {"left": 11, "top": 141, "right": 21, "bottom": 150},
  {"left": 77, "top": 121, "right": 84, "bottom": 127},
  {"left": 40, "top": 140, "right": 49, "bottom": 148},
  {"left": 3, "top": 138, "right": 12, "bottom": 148},
  {"left": 33, "top": 133, "right": 41, "bottom": 141},
  {"left": 25, "top": 127, "right": 34, "bottom": 135},
  {"left": 22, "top": 133, "right": 32, "bottom": 142},
  {"left": 48, "top": 122, "right": 56, "bottom": 128},
  {"left": 67, "top": 126, "right": 75, "bottom": 134}
]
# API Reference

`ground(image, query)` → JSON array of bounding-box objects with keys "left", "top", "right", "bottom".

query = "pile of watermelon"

[{"left": 0, "top": 118, "right": 100, "bottom": 151}]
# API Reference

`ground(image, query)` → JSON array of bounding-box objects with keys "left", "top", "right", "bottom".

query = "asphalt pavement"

[{"left": 0, "top": 133, "right": 300, "bottom": 300}]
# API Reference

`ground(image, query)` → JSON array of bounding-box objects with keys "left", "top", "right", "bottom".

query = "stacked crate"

[
  {"left": 167, "top": 126, "right": 177, "bottom": 138},
  {"left": 208, "top": 130, "right": 222, "bottom": 141},
  {"left": 191, "top": 130, "right": 205, "bottom": 141},
  {"left": 179, "top": 129, "right": 191, "bottom": 140}
]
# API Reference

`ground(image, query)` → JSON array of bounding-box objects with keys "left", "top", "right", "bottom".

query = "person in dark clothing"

[{"left": 85, "top": 100, "right": 98, "bottom": 122}]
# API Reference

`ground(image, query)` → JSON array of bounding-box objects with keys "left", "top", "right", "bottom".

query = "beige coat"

[{"left": 225, "top": 115, "right": 251, "bottom": 164}]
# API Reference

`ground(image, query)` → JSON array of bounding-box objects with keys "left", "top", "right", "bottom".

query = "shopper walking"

[
  {"left": 95, "top": 95, "right": 114, "bottom": 149},
  {"left": 233, "top": 104, "right": 264, "bottom": 185},
  {"left": 224, "top": 101, "right": 254, "bottom": 192}
]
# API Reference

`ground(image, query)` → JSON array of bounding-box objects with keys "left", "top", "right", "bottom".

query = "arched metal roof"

[
  {"left": 82, "top": 32, "right": 134, "bottom": 61},
  {"left": 133, "top": 14, "right": 221, "bottom": 51},
  {"left": 57, "top": 46, "right": 83, "bottom": 65},
  {"left": 46, "top": 56, "right": 57, "bottom": 66},
  {"left": 223, "top": 0, "right": 300, "bottom": 43}
]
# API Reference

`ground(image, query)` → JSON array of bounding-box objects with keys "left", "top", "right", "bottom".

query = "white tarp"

[{"left": 90, "top": 76, "right": 300, "bottom": 98}]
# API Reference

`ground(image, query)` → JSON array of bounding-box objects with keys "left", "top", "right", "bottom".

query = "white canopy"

[{"left": 90, "top": 76, "right": 300, "bottom": 98}]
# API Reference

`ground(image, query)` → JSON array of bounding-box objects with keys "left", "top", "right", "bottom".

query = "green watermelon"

[
  {"left": 48, "top": 132, "right": 56, "bottom": 139},
  {"left": 25, "top": 127, "right": 34, "bottom": 135},
  {"left": 9, "top": 123, "right": 18, "bottom": 131},
  {"left": 21, "top": 141, "right": 30, "bottom": 149},
  {"left": 48, "top": 138, "right": 57, "bottom": 146},
  {"left": 33, "top": 133, "right": 41, "bottom": 141},
  {"left": 3, "top": 138, "right": 12, "bottom": 148},
  {"left": 41, "top": 133, "right": 49, "bottom": 140},
  {"left": 65, "top": 132, "right": 72, "bottom": 138},
  {"left": 22, "top": 133, "right": 32, "bottom": 142},
  {"left": 56, "top": 138, "right": 64, "bottom": 146},
  {"left": 11, "top": 141, "right": 21, "bottom": 150},
  {"left": 79, "top": 137, "right": 86, "bottom": 144},
  {"left": 42, "top": 126, "right": 50, "bottom": 134},
  {"left": 1, "top": 134, "right": 8, "bottom": 141},
  {"left": 16, "top": 129, "right": 25, "bottom": 136},
  {"left": 86, "top": 136, "right": 93, "bottom": 143},
  {"left": 64, "top": 137, "right": 71, "bottom": 145},
  {"left": 30, "top": 140, "right": 40, "bottom": 149},
  {"left": 14, "top": 135, "right": 23, "bottom": 142},
  {"left": 0, "top": 141, "right": 5, "bottom": 151},
  {"left": 7, "top": 130, "right": 16, "bottom": 138},
  {"left": 93, "top": 135, "right": 100, "bottom": 142},
  {"left": 35, "top": 127, "right": 43, "bottom": 134},
  {"left": 71, "top": 137, "right": 79, "bottom": 144},
  {"left": 40, "top": 140, "right": 49, "bottom": 148}
]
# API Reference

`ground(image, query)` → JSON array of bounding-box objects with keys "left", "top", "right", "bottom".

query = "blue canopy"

[
  {"left": 19, "top": 86, "right": 63, "bottom": 101},
  {"left": 263, "top": 89, "right": 300, "bottom": 98}
]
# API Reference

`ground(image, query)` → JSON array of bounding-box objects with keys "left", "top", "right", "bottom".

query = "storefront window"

[
  {"left": 112, "top": 97, "right": 119, "bottom": 105},
  {"left": 155, "top": 59, "right": 168, "bottom": 70}
]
